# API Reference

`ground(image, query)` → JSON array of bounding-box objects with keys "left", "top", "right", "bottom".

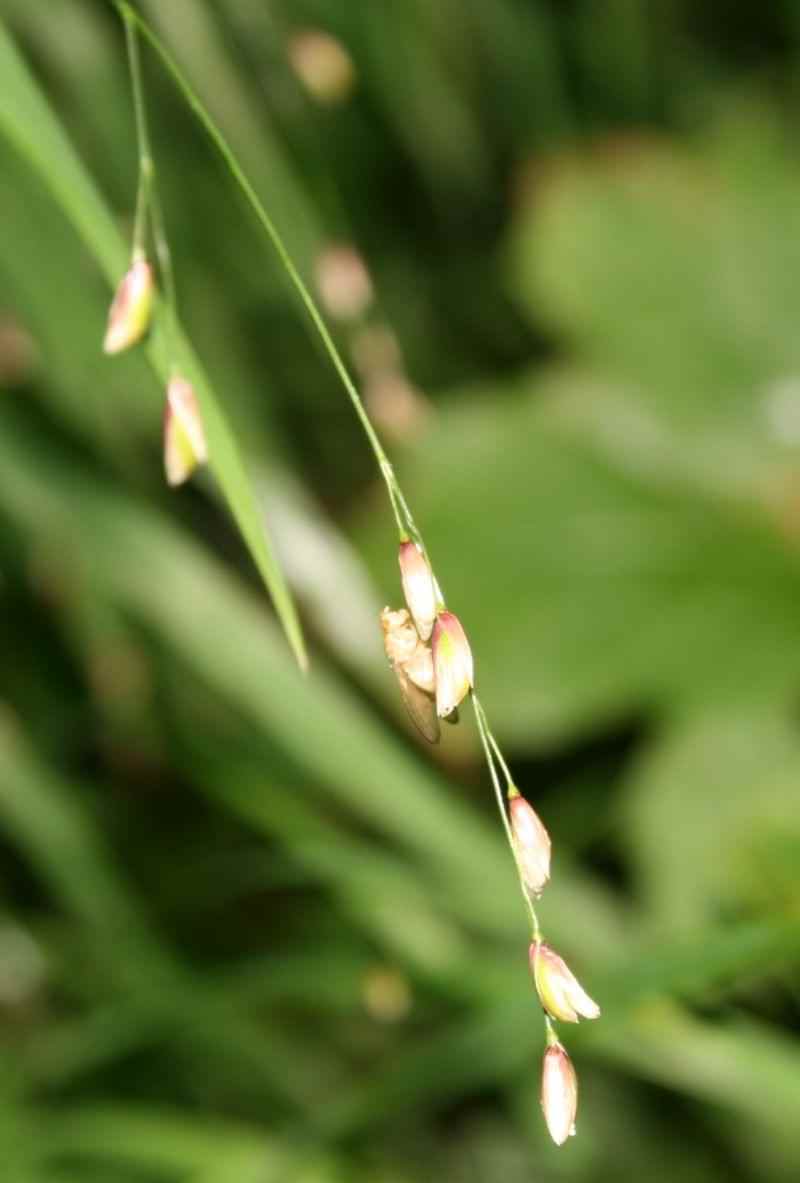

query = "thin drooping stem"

[
  {"left": 123, "top": 12, "right": 151, "bottom": 259},
  {"left": 473, "top": 694, "right": 541, "bottom": 941},
  {"left": 147, "top": 183, "right": 179, "bottom": 362},
  {"left": 487, "top": 727, "right": 516, "bottom": 793},
  {"left": 122, "top": 9, "right": 179, "bottom": 363}
]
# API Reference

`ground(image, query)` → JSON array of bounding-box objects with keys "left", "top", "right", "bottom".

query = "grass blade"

[{"left": 0, "top": 18, "right": 308, "bottom": 670}]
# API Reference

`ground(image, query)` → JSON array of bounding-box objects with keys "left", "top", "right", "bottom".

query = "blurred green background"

[{"left": 2, "top": 1, "right": 800, "bottom": 1180}]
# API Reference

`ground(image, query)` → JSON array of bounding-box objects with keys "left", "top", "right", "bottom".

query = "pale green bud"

[
  {"left": 530, "top": 941, "right": 600, "bottom": 1024},
  {"left": 164, "top": 376, "right": 208, "bottom": 486},
  {"left": 103, "top": 257, "right": 154, "bottom": 355}
]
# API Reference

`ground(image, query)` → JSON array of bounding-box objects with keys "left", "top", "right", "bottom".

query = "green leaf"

[
  {"left": 0, "top": 18, "right": 307, "bottom": 670},
  {"left": 622, "top": 705, "right": 800, "bottom": 934},
  {"left": 509, "top": 118, "right": 800, "bottom": 476}
]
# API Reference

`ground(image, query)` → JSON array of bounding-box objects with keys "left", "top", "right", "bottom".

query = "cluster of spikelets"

[
  {"left": 380, "top": 541, "right": 473, "bottom": 743},
  {"left": 384, "top": 542, "right": 600, "bottom": 1146},
  {"left": 103, "top": 255, "right": 207, "bottom": 485}
]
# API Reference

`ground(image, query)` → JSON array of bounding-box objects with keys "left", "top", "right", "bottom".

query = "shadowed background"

[{"left": 2, "top": 1, "right": 800, "bottom": 1180}]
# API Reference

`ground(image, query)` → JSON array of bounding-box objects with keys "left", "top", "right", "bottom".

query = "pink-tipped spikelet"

[
  {"left": 541, "top": 1041, "right": 578, "bottom": 1146},
  {"left": 103, "top": 256, "right": 154, "bottom": 355},
  {"left": 164, "top": 376, "right": 208, "bottom": 486},
  {"left": 509, "top": 793, "right": 551, "bottom": 898},
  {"left": 398, "top": 540, "right": 437, "bottom": 641},
  {"left": 431, "top": 610, "right": 473, "bottom": 718}
]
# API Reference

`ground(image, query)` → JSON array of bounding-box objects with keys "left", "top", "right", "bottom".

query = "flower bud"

[
  {"left": 288, "top": 29, "right": 356, "bottom": 105},
  {"left": 509, "top": 792, "right": 551, "bottom": 897},
  {"left": 541, "top": 1041, "right": 578, "bottom": 1146},
  {"left": 398, "top": 541, "right": 437, "bottom": 641},
  {"left": 103, "top": 256, "right": 154, "bottom": 355},
  {"left": 431, "top": 610, "right": 474, "bottom": 718},
  {"left": 315, "top": 244, "right": 373, "bottom": 322},
  {"left": 530, "top": 942, "right": 600, "bottom": 1024},
  {"left": 164, "top": 376, "right": 208, "bottom": 486}
]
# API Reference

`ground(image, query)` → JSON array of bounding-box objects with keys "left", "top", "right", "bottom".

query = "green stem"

[
  {"left": 472, "top": 693, "right": 540, "bottom": 940},
  {"left": 122, "top": 8, "right": 179, "bottom": 365},
  {"left": 123, "top": 10, "right": 151, "bottom": 259},
  {"left": 147, "top": 183, "right": 179, "bottom": 366},
  {"left": 487, "top": 727, "right": 516, "bottom": 793}
]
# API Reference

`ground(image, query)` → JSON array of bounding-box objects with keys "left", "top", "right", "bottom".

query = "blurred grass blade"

[
  {"left": 42, "top": 1104, "right": 295, "bottom": 1177},
  {"left": 0, "top": 407, "right": 520, "bottom": 935},
  {"left": 0, "top": 18, "right": 308, "bottom": 670},
  {"left": 0, "top": 712, "right": 173, "bottom": 992}
]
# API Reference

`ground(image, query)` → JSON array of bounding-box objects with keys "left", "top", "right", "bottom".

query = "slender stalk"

[
  {"left": 472, "top": 694, "right": 540, "bottom": 940},
  {"left": 147, "top": 183, "right": 179, "bottom": 364},
  {"left": 487, "top": 727, "right": 516, "bottom": 793},
  {"left": 123, "top": 11, "right": 151, "bottom": 259},
  {"left": 122, "top": 8, "right": 179, "bottom": 364}
]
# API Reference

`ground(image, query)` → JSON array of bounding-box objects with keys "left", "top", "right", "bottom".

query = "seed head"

[
  {"left": 164, "top": 376, "right": 208, "bottom": 487},
  {"left": 541, "top": 1041, "right": 578, "bottom": 1146},
  {"left": 398, "top": 541, "right": 437, "bottom": 641},
  {"left": 431, "top": 610, "right": 473, "bottom": 718},
  {"left": 103, "top": 257, "right": 154, "bottom": 355},
  {"left": 509, "top": 793, "right": 551, "bottom": 897}
]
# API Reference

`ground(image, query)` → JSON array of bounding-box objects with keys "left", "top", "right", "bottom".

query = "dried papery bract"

[
  {"left": 288, "top": 28, "right": 356, "bottom": 104},
  {"left": 541, "top": 1041, "right": 578, "bottom": 1146},
  {"left": 164, "top": 376, "right": 208, "bottom": 487},
  {"left": 103, "top": 256, "right": 154, "bottom": 354},
  {"left": 432, "top": 610, "right": 473, "bottom": 718},
  {"left": 530, "top": 941, "right": 600, "bottom": 1024},
  {"left": 315, "top": 244, "right": 373, "bottom": 322},
  {"left": 509, "top": 792, "right": 551, "bottom": 898},
  {"left": 398, "top": 541, "right": 437, "bottom": 641},
  {"left": 381, "top": 607, "right": 439, "bottom": 743},
  {"left": 381, "top": 606, "right": 418, "bottom": 666},
  {"left": 381, "top": 607, "right": 435, "bottom": 695}
]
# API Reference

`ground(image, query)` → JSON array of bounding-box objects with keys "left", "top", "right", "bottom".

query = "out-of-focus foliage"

[{"left": 1, "top": 2, "right": 800, "bottom": 1181}]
